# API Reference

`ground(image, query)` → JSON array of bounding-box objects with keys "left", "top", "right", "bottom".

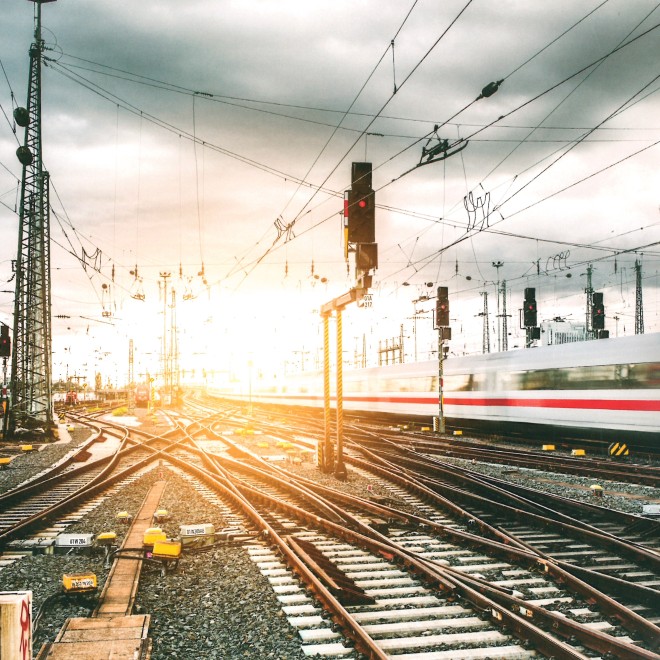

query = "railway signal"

[
  {"left": 346, "top": 162, "right": 375, "bottom": 244},
  {"left": 0, "top": 324, "right": 10, "bottom": 358},
  {"left": 346, "top": 188, "right": 375, "bottom": 244},
  {"left": 356, "top": 242, "right": 378, "bottom": 271},
  {"left": 433, "top": 286, "right": 451, "bottom": 435},
  {"left": 523, "top": 288, "right": 537, "bottom": 327},
  {"left": 592, "top": 292, "right": 605, "bottom": 330},
  {"left": 435, "top": 287, "right": 449, "bottom": 327}
]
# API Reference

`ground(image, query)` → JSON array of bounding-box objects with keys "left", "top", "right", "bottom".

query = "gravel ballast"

[
  {"left": 0, "top": 426, "right": 658, "bottom": 658},
  {"left": 0, "top": 456, "right": 308, "bottom": 658}
]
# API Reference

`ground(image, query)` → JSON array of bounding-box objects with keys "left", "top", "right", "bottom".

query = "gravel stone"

[{"left": 1, "top": 425, "right": 657, "bottom": 659}]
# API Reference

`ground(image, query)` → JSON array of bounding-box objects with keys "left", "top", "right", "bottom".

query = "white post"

[{"left": 0, "top": 591, "right": 32, "bottom": 660}]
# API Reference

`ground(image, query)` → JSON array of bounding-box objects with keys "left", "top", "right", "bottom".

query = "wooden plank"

[
  {"left": 38, "top": 639, "right": 151, "bottom": 658},
  {"left": 34, "top": 477, "right": 168, "bottom": 657},
  {"left": 62, "top": 615, "right": 149, "bottom": 631},
  {"left": 95, "top": 480, "right": 167, "bottom": 618}
]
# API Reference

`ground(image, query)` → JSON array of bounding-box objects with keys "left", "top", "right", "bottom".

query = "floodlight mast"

[{"left": 5, "top": 0, "right": 57, "bottom": 438}]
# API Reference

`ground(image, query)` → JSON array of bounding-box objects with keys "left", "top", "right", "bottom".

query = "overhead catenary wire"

[
  {"left": 360, "top": 19, "right": 660, "bottom": 288},
  {"left": 45, "top": 40, "right": 659, "bottom": 304},
  {"left": 29, "top": 7, "right": 660, "bottom": 304},
  {"left": 479, "top": 3, "right": 660, "bottom": 207},
  {"left": 228, "top": 0, "right": 422, "bottom": 283},
  {"left": 230, "top": 0, "right": 477, "bottom": 288},
  {"left": 50, "top": 52, "right": 660, "bottom": 135},
  {"left": 44, "top": 14, "right": 659, "bottom": 228},
  {"left": 0, "top": 55, "right": 21, "bottom": 146}
]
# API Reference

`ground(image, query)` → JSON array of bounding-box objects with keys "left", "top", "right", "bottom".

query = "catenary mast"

[
  {"left": 635, "top": 259, "right": 644, "bottom": 335},
  {"left": 6, "top": 0, "right": 56, "bottom": 437}
]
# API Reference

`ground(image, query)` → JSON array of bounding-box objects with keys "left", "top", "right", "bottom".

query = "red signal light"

[{"left": 358, "top": 199, "right": 367, "bottom": 208}]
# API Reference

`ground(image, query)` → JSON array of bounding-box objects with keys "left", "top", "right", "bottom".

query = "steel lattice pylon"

[
  {"left": 635, "top": 259, "right": 644, "bottom": 335},
  {"left": 6, "top": 1, "right": 56, "bottom": 436}
]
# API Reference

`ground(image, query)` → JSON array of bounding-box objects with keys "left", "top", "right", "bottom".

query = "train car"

[
  {"left": 65, "top": 391, "right": 78, "bottom": 406},
  {"left": 135, "top": 384, "right": 150, "bottom": 408},
  {"left": 210, "top": 333, "right": 660, "bottom": 443}
]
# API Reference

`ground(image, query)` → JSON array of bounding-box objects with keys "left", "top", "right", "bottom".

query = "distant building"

[{"left": 540, "top": 319, "right": 587, "bottom": 346}]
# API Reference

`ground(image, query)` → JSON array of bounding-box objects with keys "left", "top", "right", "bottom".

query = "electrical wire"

[
  {"left": 479, "top": 4, "right": 660, "bottom": 204},
  {"left": 0, "top": 55, "right": 21, "bottom": 146},
  {"left": 32, "top": 9, "right": 660, "bottom": 302},
  {"left": 231, "top": 0, "right": 477, "bottom": 288},
  {"left": 50, "top": 52, "right": 660, "bottom": 135},
  {"left": 228, "top": 0, "right": 421, "bottom": 283}
]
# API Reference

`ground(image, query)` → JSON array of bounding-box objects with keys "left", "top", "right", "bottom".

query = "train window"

[
  {"left": 628, "top": 363, "right": 660, "bottom": 389},
  {"left": 444, "top": 373, "right": 485, "bottom": 391},
  {"left": 444, "top": 374, "right": 471, "bottom": 391},
  {"left": 512, "top": 363, "right": 660, "bottom": 390},
  {"left": 519, "top": 369, "right": 557, "bottom": 390}
]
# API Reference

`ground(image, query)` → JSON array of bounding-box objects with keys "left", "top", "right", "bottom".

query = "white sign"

[
  {"left": 360, "top": 294, "right": 373, "bottom": 308},
  {"left": 71, "top": 577, "right": 95, "bottom": 590},
  {"left": 55, "top": 534, "right": 94, "bottom": 547},
  {"left": 180, "top": 524, "right": 215, "bottom": 537}
]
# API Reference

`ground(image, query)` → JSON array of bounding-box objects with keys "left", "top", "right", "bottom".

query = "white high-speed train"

[{"left": 210, "top": 333, "right": 660, "bottom": 442}]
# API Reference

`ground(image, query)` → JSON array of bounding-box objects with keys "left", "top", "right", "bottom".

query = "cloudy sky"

[{"left": 1, "top": 0, "right": 659, "bottom": 385}]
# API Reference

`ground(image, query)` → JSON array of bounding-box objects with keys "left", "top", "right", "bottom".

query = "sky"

[{"left": 1, "top": 0, "right": 659, "bottom": 389}]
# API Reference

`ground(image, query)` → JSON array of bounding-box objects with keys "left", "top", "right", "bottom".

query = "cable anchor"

[{"left": 419, "top": 126, "right": 468, "bottom": 166}]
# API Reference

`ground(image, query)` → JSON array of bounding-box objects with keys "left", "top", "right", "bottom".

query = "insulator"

[
  {"left": 13, "top": 107, "right": 30, "bottom": 127},
  {"left": 16, "top": 146, "right": 33, "bottom": 166},
  {"left": 480, "top": 79, "right": 503, "bottom": 99}
]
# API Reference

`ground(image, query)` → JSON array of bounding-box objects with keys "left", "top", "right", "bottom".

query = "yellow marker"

[
  {"left": 143, "top": 527, "right": 167, "bottom": 546},
  {"left": 152, "top": 540, "right": 182, "bottom": 560},
  {"left": 63, "top": 573, "right": 97, "bottom": 593},
  {"left": 20, "top": 445, "right": 33, "bottom": 452},
  {"left": 608, "top": 442, "right": 629, "bottom": 456},
  {"left": 571, "top": 448, "right": 586, "bottom": 457},
  {"left": 542, "top": 444, "right": 556, "bottom": 451},
  {"left": 590, "top": 484, "right": 604, "bottom": 497},
  {"left": 96, "top": 532, "right": 117, "bottom": 545}
]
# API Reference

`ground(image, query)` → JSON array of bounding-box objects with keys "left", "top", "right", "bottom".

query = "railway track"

[
  {"left": 188, "top": 416, "right": 660, "bottom": 658},
  {"left": 1, "top": 404, "right": 658, "bottom": 658},
  {"left": 199, "top": 396, "right": 660, "bottom": 486}
]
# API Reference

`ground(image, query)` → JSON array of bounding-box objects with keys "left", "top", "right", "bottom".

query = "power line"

[
  {"left": 48, "top": 53, "right": 660, "bottom": 134},
  {"left": 232, "top": 0, "right": 477, "bottom": 287}
]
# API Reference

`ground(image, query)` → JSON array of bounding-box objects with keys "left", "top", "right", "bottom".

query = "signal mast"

[{"left": 4, "top": 0, "right": 57, "bottom": 437}]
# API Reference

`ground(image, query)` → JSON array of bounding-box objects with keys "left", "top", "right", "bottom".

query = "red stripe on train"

[{"left": 338, "top": 396, "right": 660, "bottom": 412}]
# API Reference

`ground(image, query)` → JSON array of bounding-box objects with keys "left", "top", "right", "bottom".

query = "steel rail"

[
  {"left": 203, "top": 438, "right": 660, "bottom": 651},
  {"left": 222, "top": 469, "right": 654, "bottom": 659},
  {"left": 360, "top": 446, "right": 660, "bottom": 565},
  {"left": 0, "top": 416, "right": 193, "bottom": 547},
  {"left": 152, "top": 446, "right": 389, "bottom": 658},
  {"left": 175, "top": 427, "right": 660, "bottom": 656},
  {"left": 356, "top": 433, "right": 660, "bottom": 532}
]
